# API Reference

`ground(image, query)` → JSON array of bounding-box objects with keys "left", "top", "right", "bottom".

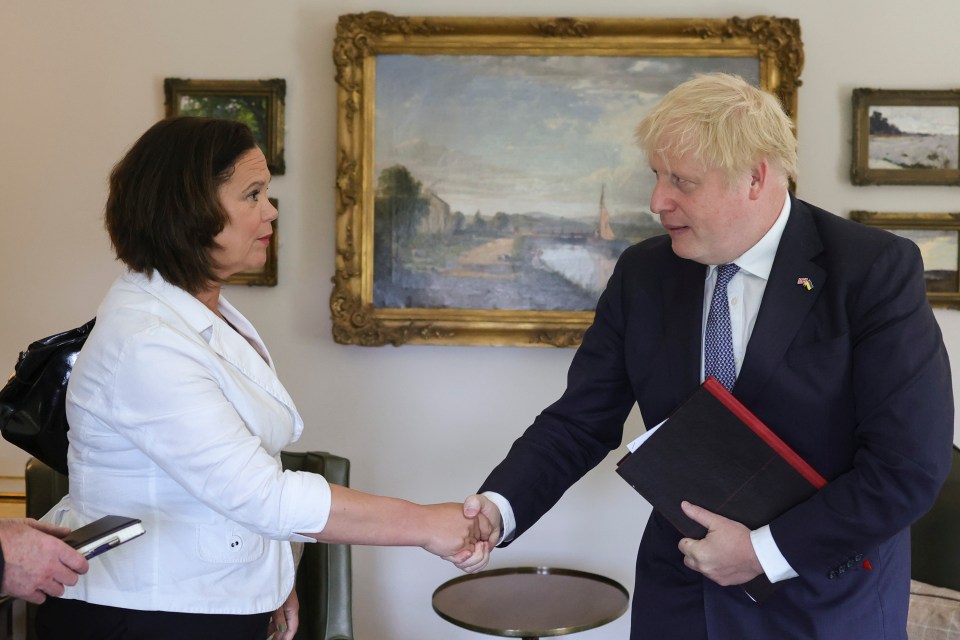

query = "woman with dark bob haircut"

[
  {"left": 36, "top": 117, "right": 492, "bottom": 640},
  {"left": 106, "top": 116, "right": 260, "bottom": 293}
]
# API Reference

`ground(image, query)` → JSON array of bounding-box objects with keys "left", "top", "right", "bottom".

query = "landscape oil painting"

[
  {"left": 164, "top": 78, "right": 286, "bottom": 174},
  {"left": 372, "top": 54, "right": 758, "bottom": 313},
  {"left": 851, "top": 89, "right": 960, "bottom": 186},
  {"left": 891, "top": 228, "right": 959, "bottom": 294},
  {"left": 850, "top": 211, "right": 960, "bottom": 308},
  {"left": 867, "top": 106, "right": 959, "bottom": 170},
  {"left": 332, "top": 14, "right": 805, "bottom": 346}
]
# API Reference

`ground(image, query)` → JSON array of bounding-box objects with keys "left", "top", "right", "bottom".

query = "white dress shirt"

[
  {"left": 45, "top": 270, "right": 331, "bottom": 614},
  {"left": 486, "top": 195, "right": 797, "bottom": 583}
]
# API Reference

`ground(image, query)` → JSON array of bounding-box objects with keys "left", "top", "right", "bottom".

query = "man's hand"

[
  {"left": 421, "top": 503, "right": 492, "bottom": 568},
  {"left": 677, "top": 501, "right": 763, "bottom": 586},
  {"left": 0, "top": 518, "right": 89, "bottom": 603},
  {"left": 463, "top": 494, "right": 502, "bottom": 545},
  {"left": 444, "top": 494, "right": 502, "bottom": 574}
]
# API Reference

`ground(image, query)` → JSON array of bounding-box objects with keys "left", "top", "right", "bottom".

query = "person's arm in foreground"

[{"left": 0, "top": 518, "right": 89, "bottom": 603}]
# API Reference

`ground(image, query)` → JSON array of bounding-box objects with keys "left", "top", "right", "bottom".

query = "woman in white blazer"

[{"left": 35, "top": 117, "right": 492, "bottom": 640}]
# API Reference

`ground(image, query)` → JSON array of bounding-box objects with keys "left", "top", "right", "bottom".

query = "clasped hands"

[
  {"left": 427, "top": 495, "right": 502, "bottom": 574},
  {"left": 430, "top": 497, "right": 765, "bottom": 585}
]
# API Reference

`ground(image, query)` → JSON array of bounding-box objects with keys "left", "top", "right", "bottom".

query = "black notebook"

[
  {"left": 61, "top": 515, "right": 145, "bottom": 559},
  {"left": 616, "top": 377, "right": 827, "bottom": 602}
]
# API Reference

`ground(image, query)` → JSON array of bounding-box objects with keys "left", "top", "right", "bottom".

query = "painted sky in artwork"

[
  {"left": 894, "top": 229, "right": 958, "bottom": 271},
  {"left": 374, "top": 55, "right": 759, "bottom": 219},
  {"left": 870, "top": 106, "right": 959, "bottom": 136}
]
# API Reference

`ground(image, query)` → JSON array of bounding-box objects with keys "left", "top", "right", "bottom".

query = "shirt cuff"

[
  {"left": 750, "top": 525, "right": 798, "bottom": 583},
  {"left": 482, "top": 491, "right": 516, "bottom": 545}
]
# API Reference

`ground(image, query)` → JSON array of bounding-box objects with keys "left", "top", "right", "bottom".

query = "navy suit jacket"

[{"left": 479, "top": 196, "right": 954, "bottom": 640}]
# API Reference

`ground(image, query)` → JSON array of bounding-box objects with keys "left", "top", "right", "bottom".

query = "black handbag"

[{"left": 0, "top": 319, "right": 95, "bottom": 475}]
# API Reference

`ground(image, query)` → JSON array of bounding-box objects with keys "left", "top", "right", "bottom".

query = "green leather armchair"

[
  {"left": 280, "top": 451, "right": 355, "bottom": 640},
  {"left": 911, "top": 444, "right": 960, "bottom": 592},
  {"left": 24, "top": 452, "right": 354, "bottom": 640}
]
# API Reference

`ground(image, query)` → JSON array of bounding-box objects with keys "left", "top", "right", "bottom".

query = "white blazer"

[{"left": 47, "top": 271, "right": 331, "bottom": 614}]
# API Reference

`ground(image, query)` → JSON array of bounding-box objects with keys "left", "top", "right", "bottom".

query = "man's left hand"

[{"left": 677, "top": 501, "right": 764, "bottom": 586}]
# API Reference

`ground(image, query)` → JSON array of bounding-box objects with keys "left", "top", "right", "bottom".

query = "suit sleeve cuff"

[
  {"left": 750, "top": 525, "right": 798, "bottom": 583},
  {"left": 482, "top": 491, "right": 516, "bottom": 545}
]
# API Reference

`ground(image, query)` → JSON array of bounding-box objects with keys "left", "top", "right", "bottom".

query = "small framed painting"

[
  {"left": 164, "top": 78, "right": 286, "bottom": 175},
  {"left": 851, "top": 89, "right": 960, "bottom": 186},
  {"left": 850, "top": 210, "right": 960, "bottom": 308}
]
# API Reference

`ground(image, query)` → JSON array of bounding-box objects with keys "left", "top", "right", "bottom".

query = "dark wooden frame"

[
  {"left": 851, "top": 88, "right": 960, "bottom": 186},
  {"left": 850, "top": 210, "right": 960, "bottom": 308},
  {"left": 164, "top": 78, "right": 286, "bottom": 175}
]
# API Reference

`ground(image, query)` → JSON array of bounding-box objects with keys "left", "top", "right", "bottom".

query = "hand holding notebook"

[
  {"left": 616, "top": 377, "right": 827, "bottom": 601},
  {"left": 61, "top": 515, "right": 145, "bottom": 559}
]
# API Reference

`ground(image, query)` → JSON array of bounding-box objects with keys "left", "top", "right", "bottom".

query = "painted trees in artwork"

[
  {"left": 374, "top": 164, "right": 429, "bottom": 284},
  {"left": 869, "top": 110, "right": 903, "bottom": 136}
]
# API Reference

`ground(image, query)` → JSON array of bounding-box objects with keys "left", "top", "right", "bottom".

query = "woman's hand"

[
  {"left": 267, "top": 588, "right": 299, "bottom": 640},
  {"left": 310, "top": 485, "right": 495, "bottom": 570},
  {"left": 421, "top": 502, "right": 494, "bottom": 570}
]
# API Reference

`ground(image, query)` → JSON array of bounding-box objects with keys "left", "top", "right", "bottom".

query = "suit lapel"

[
  {"left": 735, "top": 197, "right": 825, "bottom": 407},
  {"left": 663, "top": 257, "right": 707, "bottom": 402}
]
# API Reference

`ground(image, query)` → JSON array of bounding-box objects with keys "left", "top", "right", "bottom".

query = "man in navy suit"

[{"left": 455, "top": 73, "right": 954, "bottom": 639}]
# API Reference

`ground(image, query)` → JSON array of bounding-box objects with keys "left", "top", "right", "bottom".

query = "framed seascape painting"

[
  {"left": 851, "top": 89, "right": 960, "bottom": 186},
  {"left": 850, "top": 211, "right": 960, "bottom": 308},
  {"left": 164, "top": 78, "right": 287, "bottom": 174},
  {"left": 332, "top": 13, "right": 804, "bottom": 346}
]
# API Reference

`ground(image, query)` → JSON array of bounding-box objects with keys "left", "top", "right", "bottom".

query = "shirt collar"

[{"left": 709, "top": 193, "right": 791, "bottom": 281}]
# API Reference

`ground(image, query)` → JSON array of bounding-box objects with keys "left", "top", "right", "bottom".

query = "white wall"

[{"left": 2, "top": 1, "right": 959, "bottom": 638}]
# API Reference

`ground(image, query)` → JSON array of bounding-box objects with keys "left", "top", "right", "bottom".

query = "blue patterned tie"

[{"left": 704, "top": 263, "right": 740, "bottom": 391}]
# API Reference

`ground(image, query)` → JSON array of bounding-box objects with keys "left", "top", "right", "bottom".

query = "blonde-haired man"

[{"left": 461, "top": 73, "right": 953, "bottom": 639}]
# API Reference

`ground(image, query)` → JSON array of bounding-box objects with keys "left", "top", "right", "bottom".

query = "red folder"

[{"left": 616, "top": 377, "right": 827, "bottom": 602}]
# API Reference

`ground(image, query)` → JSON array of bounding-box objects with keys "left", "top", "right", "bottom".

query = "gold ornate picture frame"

[
  {"left": 332, "top": 13, "right": 804, "bottom": 347},
  {"left": 850, "top": 210, "right": 960, "bottom": 308},
  {"left": 851, "top": 88, "right": 960, "bottom": 186},
  {"left": 164, "top": 78, "right": 287, "bottom": 175},
  {"left": 227, "top": 198, "right": 278, "bottom": 287}
]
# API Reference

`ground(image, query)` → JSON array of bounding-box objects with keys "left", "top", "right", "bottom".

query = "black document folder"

[{"left": 616, "top": 377, "right": 827, "bottom": 602}]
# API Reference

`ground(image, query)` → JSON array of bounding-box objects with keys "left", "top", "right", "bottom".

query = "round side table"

[{"left": 432, "top": 566, "right": 629, "bottom": 639}]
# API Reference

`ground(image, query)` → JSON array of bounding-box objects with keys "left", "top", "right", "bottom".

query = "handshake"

[
  {"left": 312, "top": 485, "right": 502, "bottom": 573},
  {"left": 425, "top": 494, "right": 502, "bottom": 574}
]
